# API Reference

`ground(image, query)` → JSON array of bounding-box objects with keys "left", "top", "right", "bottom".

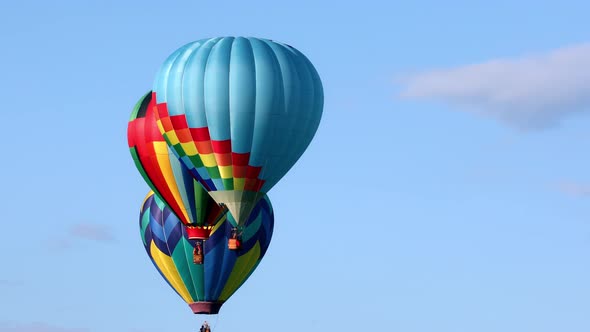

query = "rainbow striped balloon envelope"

[{"left": 128, "top": 91, "right": 226, "bottom": 239}]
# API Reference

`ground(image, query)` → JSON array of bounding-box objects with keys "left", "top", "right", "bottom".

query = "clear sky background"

[{"left": 1, "top": 1, "right": 589, "bottom": 331}]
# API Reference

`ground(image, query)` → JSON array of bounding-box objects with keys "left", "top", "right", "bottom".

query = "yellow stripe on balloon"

[
  {"left": 200, "top": 153, "right": 217, "bottom": 167},
  {"left": 180, "top": 142, "right": 199, "bottom": 156},
  {"left": 153, "top": 142, "right": 190, "bottom": 222},
  {"left": 156, "top": 119, "right": 165, "bottom": 135},
  {"left": 150, "top": 241, "right": 194, "bottom": 303},
  {"left": 166, "top": 131, "right": 180, "bottom": 146},
  {"left": 233, "top": 178, "right": 246, "bottom": 191},
  {"left": 218, "top": 242, "right": 261, "bottom": 301},
  {"left": 153, "top": 140, "right": 171, "bottom": 156},
  {"left": 218, "top": 165, "right": 233, "bottom": 179}
]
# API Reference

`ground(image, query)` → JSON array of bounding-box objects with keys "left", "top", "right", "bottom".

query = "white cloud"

[{"left": 398, "top": 43, "right": 590, "bottom": 129}]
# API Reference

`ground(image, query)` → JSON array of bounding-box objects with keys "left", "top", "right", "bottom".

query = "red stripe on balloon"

[
  {"left": 246, "top": 166, "right": 262, "bottom": 179},
  {"left": 232, "top": 152, "right": 250, "bottom": 166},
  {"left": 176, "top": 128, "right": 193, "bottom": 143},
  {"left": 190, "top": 127, "right": 211, "bottom": 141},
  {"left": 127, "top": 120, "right": 137, "bottom": 147},
  {"left": 195, "top": 141, "right": 213, "bottom": 154},
  {"left": 170, "top": 114, "right": 189, "bottom": 130},
  {"left": 215, "top": 153, "right": 232, "bottom": 166},
  {"left": 211, "top": 140, "right": 231, "bottom": 154},
  {"left": 233, "top": 165, "right": 247, "bottom": 178}
]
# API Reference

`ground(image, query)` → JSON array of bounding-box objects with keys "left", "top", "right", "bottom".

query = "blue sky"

[{"left": 1, "top": 0, "right": 589, "bottom": 331}]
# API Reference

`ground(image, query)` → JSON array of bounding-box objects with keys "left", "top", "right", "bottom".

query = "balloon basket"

[
  {"left": 228, "top": 239, "right": 240, "bottom": 250},
  {"left": 187, "top": 227, "right": 211, "bottom": 240},
  {"left": 189, "top": 302, "right": 224, "bottom": 314}
]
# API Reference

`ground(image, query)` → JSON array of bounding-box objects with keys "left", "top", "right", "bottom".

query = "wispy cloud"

[
  {"left": 47, "top": 238, "right": 75, "bottom": 251},
  {"left": 0, "top": 322, "right": 88, "bottom": 332},
  {"left": 69, "top": 223, "right": 115, "bottom": 242},
  {"left": 555, "top": 180, "right": 590, "bottom": 197},
  {"left": 398, "top": 43, "right": 590, "bottom": 129},
  {"left": 0, "top": 279, "right": 22, "bottom": 286},
  {"left": 49, "top": 223, "right": 115, "bottom": 251}
]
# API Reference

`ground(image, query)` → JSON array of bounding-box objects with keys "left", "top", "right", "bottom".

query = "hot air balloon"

[
  {"left": 129, "top": 92, "right": 227, "bottom": 239},
  {"left": 139, "top": 191, "right": 274, "bottom": 315},
  {"left": 152, "top": 36, "right": 323, "bottom": 225}
]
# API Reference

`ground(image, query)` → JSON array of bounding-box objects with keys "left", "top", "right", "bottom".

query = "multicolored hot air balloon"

[
  {"left": 139, "top": 191, "right": 274, "bottom": 315},
  {"left": 152, "top": 36, "right": 323, "bottom": 225},
  {"left": 128, "top": 92, "right": 226, "bottom": 239}
]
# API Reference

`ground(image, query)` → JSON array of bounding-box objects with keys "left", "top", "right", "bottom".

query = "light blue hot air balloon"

[{"left": 152, "top": 37, "right": 323, "bottom": 225}]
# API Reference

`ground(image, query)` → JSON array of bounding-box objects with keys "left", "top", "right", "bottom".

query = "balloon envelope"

[
  {"left": 129, "top": 92, "right": 226, "bottom": 238},
  {"left": 152, "top": 36, "right": 323, "bottom": 224},
  {"left": 139, "top": 191, "right": 274, "bottom": 314}
]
